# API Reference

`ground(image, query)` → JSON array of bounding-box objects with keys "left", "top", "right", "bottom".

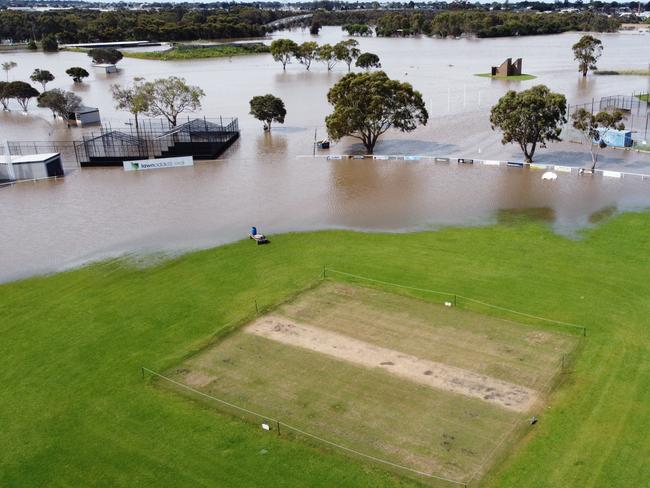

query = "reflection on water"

[
  {"left": 1, "top": 28, "right": 650, "bottom": 283},
  {"left": 497, "top": 208, "right": 556, "bottom": 226}
]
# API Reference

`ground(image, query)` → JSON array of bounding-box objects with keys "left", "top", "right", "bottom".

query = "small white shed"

[{"left": 94, "top": 63, "right": 118, "bottom": 74}]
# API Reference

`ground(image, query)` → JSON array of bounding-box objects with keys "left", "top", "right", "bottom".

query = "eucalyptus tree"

[
  {"left": 326, "top": 71, "right": 428, "bottom": 154},
  {"left": 490, "top": 85, "right": 567, "bottom": 163}
]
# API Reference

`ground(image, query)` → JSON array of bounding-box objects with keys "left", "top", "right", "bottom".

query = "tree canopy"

[
  {"left": 88, "top": 48, "right": 123, "bottom": 65},
  {"left": 141, "top": 76, "right": 204, "bottom": 127},
  {"left": 294, "top": 41, "right": 319, "bottom": 70},
  {"left": 571, "top": 108, "right": 625, "bottom": 170},
  {"left": 356, "top": 52, "right": 381, "bottom": 70},
  {"left": 270, "top": 39, "right": 298, "bottom": 70},
  {"left": 37, "top": 89, "right": 82, "bottom": 122},
  {"left": 30, "top": 69, "right": 55, "bottom": 91},
  {"left": 2, "top": 61, "right": 17, "bottom": 82},
  {"left": 326, "top": 71, "right": 428, "bottom": 154},
  {"left": 111, "top": 78, "right": 151, "bottom": 129},
  {"left": 490, "top": 85, "right": 567, "bottom": 163},
  {"left": 343, "top": 24, "right": 373, "bottom": 36},
  {"left": 334, "top": 39, "right": 360, "bottom": 72},
  {"left": 4, "top": 81, "right": 40, "bottom": 112},
  {"left": 572, "top": 35, "right": 603, "bottom": 77},
  {"left": 66, "top": 67, "right": 90, "bottom": 83},
  {"left": 317, "top": 44, "right": 338, "bottom": 71},
  {"left": 249, "top": 94, "right": 287, "bottom": 130}
]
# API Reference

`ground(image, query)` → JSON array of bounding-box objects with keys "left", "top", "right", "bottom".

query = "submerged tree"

[
  {"left": 0, "top": 81, "right": 10, "bottom": 110},
  {"left": 571, "top": 108, "right": 625, "bottom": 170},
  {"left": 490, "top": 85, "right": 567, "bottom": 163},
  {"left": 572, "top": 35, "right": 603, "bottom": 77},
  {"left": 326, "top": 71, "right": 428, "bottom": 154},
  {"left": 37, "top": 89, "right": 81, "bottom": 123},
  {"left": 4, "top": 81, "right": 40, "bottom": 112},
  {"left": 356, "top": 52, "right": 381, "bottom": 70},
  {"left": 317, "top": 44, "right": 337, "bottom": 71},
  {"left": 309, "top": 20, "right": 322, "bottom": 35},
  {"left": 66, "top": 67, "right": 90, "bottom": 83},
  {"left": 30, "top": 69, "right": 55, "bottom": 91},
  {"left": 88, "top": 48, "right": 123, "bottom": 65},
  {"left": 249, "top": 94, "right": 286, "bottom": 130},
  {"left": 294, "top": 41, "right": 319, "bottom": 70},
  {"left": 2, "top": 61, "right": 17, "bottom": 82},
  {"left": 269, "top": 39, "right": 298, "bottom": 70},
  {"left": 334, "top": 39, "right": 360, "bottom": 72},
  {"left": 111, "top": 77, "right": 150, "bottom": 130},
  {"left": 142, "top": 76, "right": 204, "bottom": 127}
]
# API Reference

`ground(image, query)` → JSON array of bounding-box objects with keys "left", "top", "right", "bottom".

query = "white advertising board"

[{"left": 123, "top": 156, "right": 194, "bottom": 172}]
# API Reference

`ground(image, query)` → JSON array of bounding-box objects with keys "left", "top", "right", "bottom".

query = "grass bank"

[
  {"left": 475, "top": 73, "right": 537, "bottom": 81},
  {"left": 636, "top": 93, "right": 649, "bottom": 102},
  {"left": 125, "top": 43, "right": 269, "bottom": 61},
  {"left": 1, "top": 215, "right": 649, "bottom": 487}
]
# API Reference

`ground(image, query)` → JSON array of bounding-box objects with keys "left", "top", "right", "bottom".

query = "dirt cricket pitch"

[{"left": 168, "top": 282, "right": 579, "bottom": 484}]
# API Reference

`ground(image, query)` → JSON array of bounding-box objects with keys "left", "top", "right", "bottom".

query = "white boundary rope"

[
  {"left": 142, "top": 367, "right": 468, "bottom": 487},
  {"left": 323, "top": 268, "right": 587, "bottom": 335}
]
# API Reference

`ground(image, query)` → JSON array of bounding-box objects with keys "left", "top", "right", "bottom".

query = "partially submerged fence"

[
  {"left": 567, "top": 94, "right": 650, "bottom": 143},
  {"left": 2, "top": 116, "right": 240, "bottom": 168},
  {"left": 75, "top": 117, "right": 240, "bottom": 166},
  {"left": 300, "top": 154, "right": 650, "bottom": 182}
]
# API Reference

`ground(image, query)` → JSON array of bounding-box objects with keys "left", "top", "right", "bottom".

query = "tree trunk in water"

[{"left": 591, "top": 152, "right": 598, "bottom": 171}]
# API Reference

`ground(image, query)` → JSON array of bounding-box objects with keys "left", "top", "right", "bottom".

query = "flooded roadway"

[{"left": 1, "top": 27, "right": 649, "bottom": 282}]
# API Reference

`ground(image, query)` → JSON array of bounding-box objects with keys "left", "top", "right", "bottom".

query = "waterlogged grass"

[
  {"left": 125, "top": 43, "right": 270, "bottom": 61},
  {"left": 1, "top": 215, "right": 649, "bottom": 487},
  {"left": 475, "top": 73, "right": 537, "bottom": 81},
  {"left": 594, "top": 69, "right": 650, "bottom": 76},
  {"left": 636, "top": 93, "right": 649, "bottom": 102}
]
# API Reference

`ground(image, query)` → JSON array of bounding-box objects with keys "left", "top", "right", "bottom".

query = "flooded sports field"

[{"left": 1, "top": 27, "right": 649, "bottom": 282}]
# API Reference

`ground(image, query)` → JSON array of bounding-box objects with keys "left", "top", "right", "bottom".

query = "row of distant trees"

[
  {"left": 2, "top": 61, "right": 90, "bottom": 86},
  {"left": 1, "top": 68, "right": 205, "bottom": 131},
  {"left": 316, "top": 10, "right": 621, "bottom": 37},
  {"left": 270, "top": 39, "right": 380, "bottom": 71},
  {"left": 0, "top": 7, "right": 286, "bottom": 44},
  {"left": 0, "top": 7, "right": 621, "bottom": 44},
  {"left": 0, "top": 77, "right": 84, "bottom": 123},
  {"left": 1, "top": 61, "right": 92, "bottom": 116}
]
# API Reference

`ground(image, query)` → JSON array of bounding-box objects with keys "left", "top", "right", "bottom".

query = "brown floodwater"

[{"left": 1, "top": 28, "right": 649, "bottom": 282}]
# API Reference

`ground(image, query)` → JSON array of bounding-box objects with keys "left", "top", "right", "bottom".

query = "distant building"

[
  {"left": 491, "top": 58, "right": 522, "bottom": 77},
  {"left": 1, "top": 153, "right": 64, "bottom": 183}
]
